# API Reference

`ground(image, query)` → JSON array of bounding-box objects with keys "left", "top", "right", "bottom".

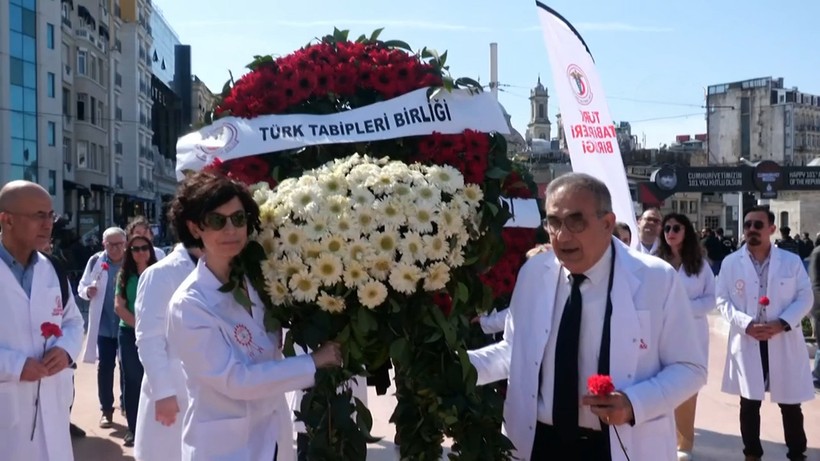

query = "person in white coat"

[
  {"left": 635, "top": 208, "right": 661, "bottom": 255},
  {"left": 77, "top": 227, "right": 127, "bottom": 428},
  {"left": 165, "top": 171, "right": 342, "bottom": 461},
  {"left": 468, "top": 173, "right": 707, "bottom": 461},
  {"left": 654, "top": 213, "right": 716, "bottom": 461},
  {"left": 0, "top": 180, "right": 84, "bottom": 461},
  {"left": 717, "top": 206, "right": 814, "bottom": 461},
  {"left": 134, "top": 242, "right": 200, "bottom": 461}
]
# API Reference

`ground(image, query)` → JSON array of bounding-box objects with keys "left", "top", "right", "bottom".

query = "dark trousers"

[
  {"left": 812, "top": 311, "right": 820, "bottom": 385},
  {"left": 740, "top": 341, "right": 807, "bottom": 460},
  {"left": 97, "top": 335, "right": 119, "bottom": 413},
  {"left": 119, "top": 327, "right": 143, "bottom": 434},
  {"left": 531, "top": 422, "right": 611, "bottom": 460},
  {"left": 297, "top": 433, "right": 309, "bottom": 461}
]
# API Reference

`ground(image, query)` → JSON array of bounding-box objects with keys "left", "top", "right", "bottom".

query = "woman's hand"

[{"left": 311, "top": 342, "right": 343, "bottom": 369}]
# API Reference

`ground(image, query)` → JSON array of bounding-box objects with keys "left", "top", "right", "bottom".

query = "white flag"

[{"left": 535, "top": 2, "right": 639, "bottom": 246}]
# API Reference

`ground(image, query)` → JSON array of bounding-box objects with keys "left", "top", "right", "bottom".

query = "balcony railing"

[{"left": 61, "top": 17, "right": 72, "bottom": 29}]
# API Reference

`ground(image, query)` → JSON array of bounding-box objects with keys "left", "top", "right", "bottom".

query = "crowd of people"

[{"left": 1, "top": 173, "right": 817, "bottom": 461}]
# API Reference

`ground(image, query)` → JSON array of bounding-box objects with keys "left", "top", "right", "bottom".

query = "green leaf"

[
  {"left": 438, "top": 50, "right": 448, "bottom": 67},
  {"left": 455, "top": 77, "right": 482, "bottom": 90},
  {"left": 382, "top": 40, "right": 413, "bottom": 52},
  {"left": 485, "top": 166, "right": 508, "bottom": 179},
  {"left": 430, "top": 304, "right": 456, "bottom": 346},
  {"left": 455, "top": 282, "right": 469, "bottom": 303},
  {"left": 369, "top": 27, "right": 384, "bottom": 42},
  {"left": 356, "top": 34, "right": 367, "bottom": 43},
  {"left": 389, "top": 337, "right": 409, "bottom": 363}
]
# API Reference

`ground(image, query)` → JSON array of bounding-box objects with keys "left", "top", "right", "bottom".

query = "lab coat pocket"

[
  {"left": 194, "top": 417, "right": 248, "bottom": 457},
  {"left": 634, "top": 414, "right": 674, "bottom": 460},
  {"left": 775, "top": 277, "right": 796, "bottom": 303},
  {"left": 0, "top": 382, "right": 20, "bottom": 428}
]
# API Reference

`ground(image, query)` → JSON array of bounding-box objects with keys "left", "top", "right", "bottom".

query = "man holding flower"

[
  {"left": 0, "top": 181, "right": 84, "bottom": 460},
  {"left": 716, "top": 206, "right": 814, "bottom": 461},
  {"left": 468, "top": 173, "right": 707, "bottom": 461}
]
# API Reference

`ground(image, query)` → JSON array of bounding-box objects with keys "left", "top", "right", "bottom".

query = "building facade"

[
  {"left": 1, "top": 0, "right": 65, "bottom": 211},
  {"left": 526, "top": 77, "right": 551, "bottom": 141},
  {"left": 191, "top": 75, "right": 215, "bottom": 127}
]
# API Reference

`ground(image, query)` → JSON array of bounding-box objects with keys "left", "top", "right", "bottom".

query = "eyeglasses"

[
  {"left": 663, "top": 224, "right": 682, "bottom": 234},
  {"left": 202, "top": 210, "right": 249, "bottom": 231},
  {"left": 543, "top": 211, "right": 606, "bottom": 235},
  {"left": 105, "top": 241, "right": 125, "bottom": 248},
  {"left": 743, "top": 220, "right": 766, "bottom": 230},
  {"left": 130, "top": 244, "right": 152, "bottom": 253}
]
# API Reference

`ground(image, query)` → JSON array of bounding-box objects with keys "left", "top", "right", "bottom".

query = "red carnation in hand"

[
  {"left": 40, "top": 322, "right": 63, "bottom": 339},
  {"left": 758, "top": 296, "right": 770, "bottom": 306},
  {"left": 587, "top": 374, "right": 615, "bottom": 396},
  {"left": 101, "top": 262, "right": 110, "bottom": 271}
]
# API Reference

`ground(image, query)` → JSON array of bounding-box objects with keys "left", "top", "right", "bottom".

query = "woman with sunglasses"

[
  {"left": 114, "top": 235, "right": 158, "bottom": 446},
  {"left": 655, "top": 213, "right": 715, "bottom": 461},
  {"left": 166, "top": 171, "right": 342, "bottom": 461}
]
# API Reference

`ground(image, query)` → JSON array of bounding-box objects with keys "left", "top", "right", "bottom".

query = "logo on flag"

[
  {"left": 195, "top": 122, "right": 240, "bottom": 162},
  {"left": 566, "top": 64, "right": 593, "bottom": 105}
]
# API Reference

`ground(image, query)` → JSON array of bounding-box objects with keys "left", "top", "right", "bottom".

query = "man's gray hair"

[
  {"left": 102, "top": 227, "right": 126, "bottom": 242},
  {"left": 545, "top": 172, "right": 613, "bottom": 214}
]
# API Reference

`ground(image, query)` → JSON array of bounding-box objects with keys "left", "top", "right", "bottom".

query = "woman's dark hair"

[
  {"left": 116, "top": 235, "right": 157, "bottom": 303},
  {"left": 126, "top": 215, "right": 151, "bottom": 239},
  {"left": 655, "top": 213, "right": 704, "bottom": 276},
  {"left": 168, "top": 171, "right": 261, "bottom": 248},
  {"left": 613, "top": 222, "right": 631, "bottom": 239}
]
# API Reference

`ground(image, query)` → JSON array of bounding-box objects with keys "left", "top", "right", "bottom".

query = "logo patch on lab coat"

[
  {"left": 52, "top": 295, "right": 64, "bottom": 316},
  {"left": 233, "top": 324, "right": 264, "bottom": 359}
]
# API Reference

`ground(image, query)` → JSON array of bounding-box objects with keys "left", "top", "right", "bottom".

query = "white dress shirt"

[{"left": 537, "top": 246, "right": 612, "bottom": 430}]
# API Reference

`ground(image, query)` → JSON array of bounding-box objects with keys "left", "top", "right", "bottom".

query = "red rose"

[
  {"left": 587, "top": 374, "right": 615, "bottom": 396},
  {"left": 759, "top": 296, "right": 770, "bottom": 306},
  {"left": 40, "top": 322, "right": 63, "bottom": 339},
  {"left": 432, "top": 292, "right": 453, "bottom": 317},
  {"left": 101, "top": 262, "right": 110, "bottom": 271}
]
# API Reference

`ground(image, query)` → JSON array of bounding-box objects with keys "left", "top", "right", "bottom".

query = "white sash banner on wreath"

[
  {"left": 535, "top": 2, "right": 639, "bottom": 246},
  {"left": 176, "top": 87, "right": 511, "bottom": 179}
]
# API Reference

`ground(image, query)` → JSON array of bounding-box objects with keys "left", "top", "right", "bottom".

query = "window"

[
  {"left": 76, "top": 93, "right": 87, "bottom": 121},
  {"left": 689, "top": 201, "right": 698, "bottom": 214},
  {"left": 62, "top": 88, "right": 71, "bottom": 116},
  {"left": 97, "top": 57, "right": 105, "bottom": 85},
  {"left": 47, "top": 72, "right": 55, "bottom": 97},
  {"left": 538, "top": 104, "right": 545, "bottom": 119},
  {"left": 77, "top": 141, "right": 88, "bottom": 168},
  {"left": 46, "top": 23, "right": 54, "bottom": 49},
  {"left": 90, "top": 96, "right": 97, "bottom": 125},
  {"left": 47, "top": 122, "right": 56, "bottom": 146},
  {"left": 704, "top": 216, "right": 720, "bottom": 230},
  {"left": 90, "top": 55, "right": 97, "bottom": 81},
  {"left": 77, "top": 49, "right": 87, "bottom": 75},
  {"left": 63, "top": 137, "right": 71, "bottom": 163},
  {"left": 97, "top": 100, "right": 104, "bottom": 127},
  {"left": 89, "top": 143, "right": 97, "bottom": 170},
  {"left": 48, "top": 170, "right": 56, "bottom": 196},
  {"left": 780, "top": 211, "right": 789, "bottom": 229}
]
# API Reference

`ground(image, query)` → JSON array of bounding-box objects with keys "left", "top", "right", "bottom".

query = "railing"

[{"left": 62, "top": 17, "right": 72, "bottom": 29}]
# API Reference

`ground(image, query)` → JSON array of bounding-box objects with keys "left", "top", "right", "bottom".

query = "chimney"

[{"left": 490, "top": 43, "right": 498, "bottom": 100}]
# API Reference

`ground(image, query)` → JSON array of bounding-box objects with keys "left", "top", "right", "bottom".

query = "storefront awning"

[{"left": 90, "top": 183, "right": 113, "bottom": 193}]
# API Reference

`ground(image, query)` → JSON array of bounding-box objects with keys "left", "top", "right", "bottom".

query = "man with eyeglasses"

[
  {"left": 635, "top": 208, "right": 662, "bottom": 254},
  {"left": 77, "top": 227, "right": 127, "bottom": 429},
  {"left": 0, "top": 180, "right": 84, "bottom": 461},
  {"left": 716, "top": 206, "right": 814, "bottom": 461},
  {"left": 469, "top": 173, "right": 706, "bottom": 461}
]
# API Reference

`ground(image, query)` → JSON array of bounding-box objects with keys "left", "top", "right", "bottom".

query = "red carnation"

[
  {"left": 432, "top": 292, "right": 453, "bottom": 317},
  {"left": 40, "top": 322, "right": 63, "bottom": 339},
  {"left": 587, "top": 374, "right": 615, "bottom": 396},
  {"left": 758, "top": 296, "right": 770, "bottom": 306},
  {"left": 101, "top": 262, "right": 110, "bottom": 271}
]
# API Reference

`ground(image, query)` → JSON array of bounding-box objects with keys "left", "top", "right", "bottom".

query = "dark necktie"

[{"left": 553, "top": 273, "right": 587, "bottom": 438}]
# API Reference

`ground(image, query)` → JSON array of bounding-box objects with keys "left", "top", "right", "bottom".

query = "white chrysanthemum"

[
  {"left": 330, "top": 214, "right": 360, "bottom": 240},
  {"left": 279, "top": 225, "right": 307, "bottom": 254},
  {"left": 304, "top": 214, "right": 330, "bottom": 240},
  {"left": 398, "top": 231, "right": 426, "bottom": 264},
  {"left": 288, "top": 271, "right": 320, "bottom": 303},
  {"left": 461, "top": 183, "right": 483, "bottom": 206},
  {"left": 347, "top": 164, "right": 381, "bottom": 187},
  {"left": 318, "top": 173, "right": 348, "bottom": 197},
  {"left": 324, "top": 195, "right": 349, "bottom": 217},
  {"left": 438, "top": 205, "right": 464, "bottom": 237},
  {"left": 353, "top": 207, "right": 378, "bottom": 235},
  {"left": 373, "top": 198, "right": 406, "bottom": 228},
  {"left": 302, "top": 241, "right": 324, "bottom": 259},
  {"left": 346, "top": 238, "right": 373, "bottom": 264},
  {"left": 365, "top": 168, "right": 398, "bottom": 195},
  {"left": 289, "top": 185, "right": 320, "bottom": 210},
  {"left": 423, "top": 262, "right": 450, "bottom": 291},
  {"left": 322, "top": 235, "right": 346, "bottom": 255},
  {"left": 357, "top": 280, "right": 388, "bottom": 309},
  {"left": 311, "top": 253, "right": 343, "bottom": 285},
  {"left": 426, "top": 164, "right": 464, "bottom": 193},
  {"left": 448, "top": 248, "right": 466, "bottom": 268},
  {"left": 316, "top": 292, "right": 346, "bottom": 314},
  {"left": 350, "top": 186, "right": 375, "bottom": 208},
  {"left": 258, "top": 204, "right": 278, "bottom": 228},
  {"left": 414, "top": 183, "right": 441, "bottom": 206},
  {"left": 260, "top": 258, "right": 280, "bottom": 280},
  {"left": 250, "top": 183, "right": 272, "bottom": 206},
  {"left": 275, "top": 177, "right": 298, "bottom": 195},
  {"left": 423, "top": 234, "right": 449, "bottom": 261},
  {"left": 278, "top": 256, "right": 308, "bottom": 280},
  {"left": 393, "top": 183, "right": 413, "bottom": 199},
  {"left": 370, "top": 230, "right": 399, "bottom": 257},
  {"left": 367, "top": 254, "right": 393, "bottom": 281},
  {"left": 407, "top": 203, "right": 435, "bottom": 234},
  {"left": 343, "top": 261, "right": 370, "bottom": 288},
  {"left": 388, "top": 262, "right": 423, "bottom": 294},
  {"left": 266, "top": 278, "right": 289, "bottom": 305}
]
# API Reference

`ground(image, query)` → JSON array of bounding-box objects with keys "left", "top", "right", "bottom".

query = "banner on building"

[
  {"left": 176, "top": 87, "right": 511, "bottom": 179},
  {"left": 535, "top": 2, "right": 639, "bottom": 244}
]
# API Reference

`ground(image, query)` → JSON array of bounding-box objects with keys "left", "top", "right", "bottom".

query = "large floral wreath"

[{"left": 197, "top": 28, "right": 539, "bottom": 460}]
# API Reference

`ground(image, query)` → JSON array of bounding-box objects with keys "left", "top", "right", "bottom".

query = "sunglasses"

[
  {"left": 743, "top": 220, "right": 766, "bottom": 230},
  {"left": 663, "top": 224, "right": 682, "bottom": 234},
  {"left": 202, "top": 210, "right": 249, "bottom": 231},
  {"left": 130, "top": 244, "right": 152, "bottom": 253}
]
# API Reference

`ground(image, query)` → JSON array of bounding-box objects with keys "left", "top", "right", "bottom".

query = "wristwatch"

[{"left": 778, "top": 318, "right": 791, "bottom": 332}]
